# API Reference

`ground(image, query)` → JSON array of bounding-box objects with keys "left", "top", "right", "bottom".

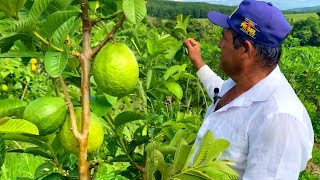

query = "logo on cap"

[{"left": 240, "top": 18, "right": 260, "bottom": 38}]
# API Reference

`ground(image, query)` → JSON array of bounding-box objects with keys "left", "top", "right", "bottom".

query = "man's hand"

[{"left": 184, "top": 38, "right": 205, "bottom": 70}]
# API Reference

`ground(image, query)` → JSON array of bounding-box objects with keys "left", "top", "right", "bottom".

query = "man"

[{"left": 184, "top": 0, "right": 314, "bottom": 179}]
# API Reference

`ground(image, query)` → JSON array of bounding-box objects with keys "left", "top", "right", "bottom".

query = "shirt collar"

[{"left": 217, "top": 66, "right": 283, "bottom": 111}]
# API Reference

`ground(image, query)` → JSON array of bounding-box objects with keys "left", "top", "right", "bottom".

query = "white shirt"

[{"left": 190, "top": 65, "right": 314, "bottom": 180}]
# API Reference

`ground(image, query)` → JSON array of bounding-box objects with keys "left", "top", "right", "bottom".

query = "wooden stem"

[{"left": 91, "top": 14, "right": 126, "bottom": 58}]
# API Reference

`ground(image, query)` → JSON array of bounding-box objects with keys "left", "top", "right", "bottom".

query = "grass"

[{"left": 285, "top": 13, "right": 319, "bottom": 23}]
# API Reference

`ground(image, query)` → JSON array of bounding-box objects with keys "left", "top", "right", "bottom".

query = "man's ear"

[{"left": 241, "top": 40, "right": 255, "bottom": 59}]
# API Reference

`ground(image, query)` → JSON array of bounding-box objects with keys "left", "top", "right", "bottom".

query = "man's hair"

[{"left": 231, "top": 30, "right": 282, "bottom": 67}]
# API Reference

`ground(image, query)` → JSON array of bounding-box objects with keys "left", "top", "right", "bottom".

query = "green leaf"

[
  {"left": 158, "top": 145, "right": 176, "bottom": 155},
  {"left": 1, "top": 134, "right": 49, "bottom": 150},
  {"left": 8, "top": 147, "right": 53, "bottom": 159},
  {"left": 147, "top": 90, "right": 162, "bottom": 101},
  {"left": 14, "top": 0, "right": 26, "bottom": 14},
  {"left": 193, "top": 131, "right": 215, "bottom": 167},
  {"left": 67, "top": 58, "right": 79, "bottom": 69},
  {"left": 7, "top": 19, "right": 33, "bottom": 33},
  {"left": 146, "top": 144, "right": 165, "bottom": 180},
  {"left": 90, "top": 94, "right": 114, "bottom": 117},
  {"left": 0, "top": 19, "right": 15, "bottom": 33},
  {"left": 174, "top": 14, "right": 190, "bottom": 36},
  {"left": 0, "top": 33, "right": 24, "bottom": 50},
  {"left": 0, "top": 119, "right": 39, "bottom": 135},
  {"left": 42, "top": 10, "right": 80, "bottom": 40},
  {"left": 51, "top": 16, "right": 77, "bottom": 47},
  {"left": 49, "top": 0, "right": 74, "bottom": 11},
  {"left": 155, "top": 88, "right": 171, "bottom": 96},
  {"left": 29, "top": 0, "right": 51, "bottom": 21},
  {"left": 147, "top": 37, "right": 156, "bottom": 56},
  {"left": 172, "top": 173, "right": 207, "bottom": 180},
  {"left": 44, "top": 50, "right": 68, "bottom": 78},
  {"left": 89, "top": 1, "right": 100, "bottom": 14},
  {"left": 183, "top": 144, "right": 196, "bottom": 170},
  {"left": 114, "top": 111, "right": 145, "bottom": 127},
  {"left": 163, "top": 65, "right": 181, "bottom": 81},
  {"left": 206, "top": 139, "right": 230, "bottom": 163},
  {"left": 99, "top": 0, "right": 118, "bottom": 15},
  {"left": 0, "top": 51, "right": 43, "bottom": 58},
  {"left": 122, "top": 0, "right": 146, "bottom": 24},
  {"left": 0, "top": 0, "right": 26, "bottom": 19},
  {"left": 146, "top": 70, "right": 155, "bottom": 90},
  {"left": 165, "top": 81, "right": 183, "bottom": 100},
  {"left": 41, "top": 173, "right": 65, "bottom": 180},
  {"left": 0, "top": 99, "right": 27, "bottom": 119},
  {"left": 24, "top": 147, "right": 53, "bottom": 159},
  {"left": 178, "top": 170, "right": 212, "bottom": 179},
  {"left": 206, "top": 161, "right": 239, "bottom": 179},
  {"left": 177, "top": 169, "right": 216, "bottom": 180},
  {"left": 169, "top": 129, "right": 188, "bottom": 147},
  {"left": 105, "top": 94, "right": 118, "bottom": 106},
  {"left": 178, "top": 72, "right": 196, "bottom": 80},
  {"left": 34, "top": 163, "right": 55, "bottom": 179},
  {"left": 110, "top": 155, "right": 130, "bottom": 162},
  {"left": 0, "top": 138, "right": 5, "bottom": 169},
  {"left": 171, "top": 139, "right": 191, "bottom": 175},
  {"left": 0, "top": 1, "right": 15, "bottom": 19}
]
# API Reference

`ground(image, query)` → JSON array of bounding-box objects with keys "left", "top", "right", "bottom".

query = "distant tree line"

[
  {"left": 147, "top": 0, "right": 236, "bottom": 19},
  {"left": 147, "top": 0, "right": 319, "bottom": 19}
]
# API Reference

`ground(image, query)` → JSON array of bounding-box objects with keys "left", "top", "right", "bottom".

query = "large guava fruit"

[
  {"left": 92, "top": 43, "right": 139, "bottom": 97},
  {"left": 58, "top": 107, "right": 104, "bottom": 154},
  {"left": 23, "top": 97, "right": 67, "bottom": 136}
]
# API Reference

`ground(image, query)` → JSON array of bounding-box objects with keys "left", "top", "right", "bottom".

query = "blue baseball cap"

[{"left": 208, "top": 0, "right": 291, "bottom": 47}]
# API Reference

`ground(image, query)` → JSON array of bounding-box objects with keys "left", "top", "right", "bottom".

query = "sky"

[{"left": 174, "top": 0, "right": 320, "bottom": 10}]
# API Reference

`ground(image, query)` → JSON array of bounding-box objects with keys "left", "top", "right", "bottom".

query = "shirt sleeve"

[
  {"left": 243, "top": 113, "right": 313, "bottom": 180},
  {"left": 196, "top": 65, "right": 224, "bottom": 100}
]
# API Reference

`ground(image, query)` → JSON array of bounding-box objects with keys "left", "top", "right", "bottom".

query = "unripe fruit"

[
  {"left": 23, "top": 97, "right": 67, "bottom": 135},
  {"left": 30, "top": 58, "right": 38, "bottom": 64},
  {"left": 1, "top": 84, "right": 8, "bottom": 92},
  {"left": 58, "top": 108, "right": 104, "bottom": 154},
  {"left": 92, "top": 43, "right": 139, "bottom": 97}
]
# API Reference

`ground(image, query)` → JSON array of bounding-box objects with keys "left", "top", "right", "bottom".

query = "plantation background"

[{"left": 0, "top": 0, "right": 319, "bottom": 179}]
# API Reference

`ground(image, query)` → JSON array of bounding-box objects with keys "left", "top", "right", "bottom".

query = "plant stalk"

[{"left": 79, "top": 0, "right": 92, "bottom": 179}]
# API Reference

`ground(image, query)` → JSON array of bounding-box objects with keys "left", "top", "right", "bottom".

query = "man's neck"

[{"left": 232, "top": 65, "right": 276, "bottom": 93}]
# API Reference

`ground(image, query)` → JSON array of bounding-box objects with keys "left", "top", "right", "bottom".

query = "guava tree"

[{"left": 0, "top": 0, "right": 146, "bottom": 179}]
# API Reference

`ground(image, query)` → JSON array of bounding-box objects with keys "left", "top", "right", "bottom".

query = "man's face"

[{"left": 218, "top": 29, "right": 242, "bottom": 77}]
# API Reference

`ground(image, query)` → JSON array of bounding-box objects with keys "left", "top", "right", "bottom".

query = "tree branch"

[
  {"left": 79, "top": 0, "right": 92, "bottom": 179},
  {"left": 72, "top": 50, "right": 82, "bottom": 60},
  {"left": 20, "top": 82, "right": 28, "bottom": 100},
  {"left": 59, "top": 76, "right": 81, "bottom": 140},
  {"left": 91, "top": 10, "right": 123, "bottom": 27},
  {"left": 91, "top": 13, "right": 126, "bottom": 58},
  {"left": 130, "top": 160, "right": 145, "bottom": 172}
]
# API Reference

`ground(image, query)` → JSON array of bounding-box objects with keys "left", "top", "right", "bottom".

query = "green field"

[
  {"left": 168, "top": 13, "right": 319, "bottom": 25},
  {"left": 285, "top": 13, "right": 319, "bottom": 23}
]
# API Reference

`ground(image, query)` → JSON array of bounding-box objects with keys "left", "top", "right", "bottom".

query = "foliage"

[
  {"left": 280, "top": 46, "right": 320, "bottom": 142},
  {"left": 0, "top": 58, "right": 51, "bottom": 102},
  {"left": 146, "top": 130, "right": 238, "bottom": 180},
  {"left": 291, "top": 17, "right": 320, "bottom": 46}
]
